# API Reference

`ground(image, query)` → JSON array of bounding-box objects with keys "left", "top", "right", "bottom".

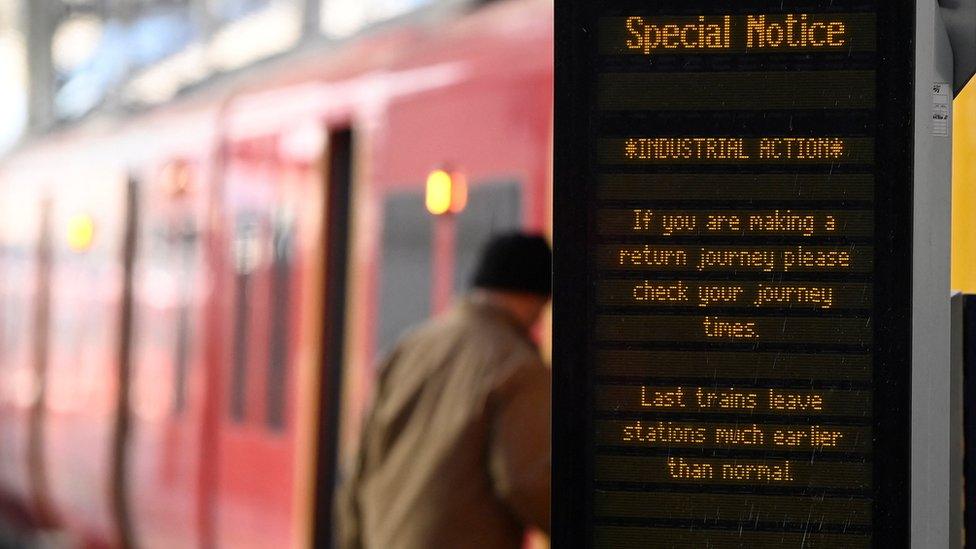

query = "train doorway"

[
  {"left": 312, "top": 127, "right": 354, "bottom": 547},
  {"left": 110, "top": 177, "right": 138, "bottom": 548},
  {"left": 27, "top": 199, "right": 55, "bottom": 529}
]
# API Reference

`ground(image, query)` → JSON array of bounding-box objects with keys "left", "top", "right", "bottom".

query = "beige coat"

[{"left": 336, "top": 300, "right": 551, "bottom": 549}]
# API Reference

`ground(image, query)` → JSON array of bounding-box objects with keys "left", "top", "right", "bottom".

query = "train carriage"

[{"left": 0, "top": 0, "right": 553, "bottom": 546}]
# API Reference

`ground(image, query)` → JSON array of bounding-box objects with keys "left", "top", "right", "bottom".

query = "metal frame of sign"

[{"left": 553, "top": 1, "right": 915, "bottom": 546}]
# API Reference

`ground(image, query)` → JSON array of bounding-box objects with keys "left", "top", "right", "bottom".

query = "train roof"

[{"left": 1, "top": 0, "right": 552, "bottom": 174}]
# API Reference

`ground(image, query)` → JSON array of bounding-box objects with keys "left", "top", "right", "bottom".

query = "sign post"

[{"left": 553, "top": 2, "right": 959, "bottom": 546}]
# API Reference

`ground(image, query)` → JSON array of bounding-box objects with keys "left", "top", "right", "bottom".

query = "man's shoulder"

[{"left": 397, "top": 303, "right": 541, "bottom": 369}]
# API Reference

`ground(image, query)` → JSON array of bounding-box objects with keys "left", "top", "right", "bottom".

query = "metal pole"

[
  {"left": 303, "top": 0, "right": 321, "bottom": 38},
  {"left": 24, "top": 0, "right": 57, "bottom": 131},
  {"left": 190, "top": 0, "right": 213, "bottom": 42}
]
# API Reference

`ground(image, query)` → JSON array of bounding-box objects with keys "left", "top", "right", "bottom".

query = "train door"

[
  {"left": 211, "top": 135, "right": 300, "bottom": 548},
  {"left": 0, "top": 187, "right": 42, "bottom": 520},
  {"left": 311, "top": 127, "right": 354, "bottom": 548},
  {"left": 355, "top": 64, "right": 552, "bottom": 548},
  {"left": 127, "top": 161, "right": 208, "bottom": 549},
  {"left": 39, "top": 168, "right": 131, "bottom": 546},
  {"left": 210, "top": 121, "right": 333, "bottom": 547}
]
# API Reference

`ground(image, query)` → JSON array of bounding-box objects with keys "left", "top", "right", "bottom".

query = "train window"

[
  {"left": 377, "top": 191, "right": 432, "bottom": 355},
  {"left": 266, "top": 217, "right": 293, "bottom": 430},
  {"left": 454, "top": 181, "right": 522, "bottom": 293},
  {"left": 172, "top": 221, "right": 196, "bottom": 415},
  {"left": 230, "top": 214, "right": 262, "bottom": 422}
]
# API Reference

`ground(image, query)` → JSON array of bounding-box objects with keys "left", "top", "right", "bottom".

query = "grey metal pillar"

[
  {"left": 303, "top": 0, "right": 321, "bottom": 37},
  {"left": 24, "top": 0, "right": 57, "bottom": 131},
  {"left": 914, "top": 2, "right": 958, "bottom": 547},
  {"left": 190, "top": 0, "right": 213, "bottom": 42}
]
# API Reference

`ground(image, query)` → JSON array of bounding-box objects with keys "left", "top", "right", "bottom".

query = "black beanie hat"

[{"left": 472, "top": 232, "right": 552, "bottom": 296}]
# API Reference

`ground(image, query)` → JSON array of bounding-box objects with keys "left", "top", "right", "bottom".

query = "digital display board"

[{"left": 553, "top": 1, "right": 913, "bottom": 547}]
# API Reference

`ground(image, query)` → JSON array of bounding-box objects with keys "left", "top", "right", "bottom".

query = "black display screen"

[{"left": 553, "top": 1, "right": 913, "bottom": 547}]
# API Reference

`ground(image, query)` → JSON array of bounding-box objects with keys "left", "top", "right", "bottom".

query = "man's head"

[{"left": 470, "top": 232, "right": 552, "bottom": 330}]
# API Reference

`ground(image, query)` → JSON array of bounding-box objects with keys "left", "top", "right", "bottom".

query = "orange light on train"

[
  {"left": 66, "top": 213, "right": 95, "bottom": 252},
  {"left": 449, "top": 171, "right": 468, "bottom": 213},
  {"left": 425, "top": 169, "right": 467, "bottom": 215},
  {"left": 162, "top": 159, "right": 193, "bottom": 197}
]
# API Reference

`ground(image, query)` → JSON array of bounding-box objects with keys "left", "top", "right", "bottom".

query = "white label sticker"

[{"left": 933, "top": 81, "right": 950, "bottom": 137}]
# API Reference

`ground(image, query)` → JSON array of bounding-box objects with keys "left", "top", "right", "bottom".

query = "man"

[{"left": 337, "top": 233, "right": 552, "bottom": 549}]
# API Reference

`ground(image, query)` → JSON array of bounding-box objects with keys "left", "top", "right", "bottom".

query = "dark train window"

[
  {"left": 378, "top": 191, "right": 432, "bottom": 355},
  {"left": 454, "top": 181, "right": 522, "bottom": 293},
  {"left": 266, "top": 219, "right": 293, "bottom": 430},
  {"left": 230, "top": 214, "right": 262, "bottom": 422},
  {"left": 172, "top": 221, "right": 196, "bottom": 415}
]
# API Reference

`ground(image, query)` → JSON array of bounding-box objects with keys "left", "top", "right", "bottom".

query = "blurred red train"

[{"left": 0, "top": 0, "right": 553, "bottom": 546}]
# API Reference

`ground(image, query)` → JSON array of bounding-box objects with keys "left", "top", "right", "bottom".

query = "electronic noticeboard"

[{"left": 553, "top": 2, "right": 915, "bottom": 547}]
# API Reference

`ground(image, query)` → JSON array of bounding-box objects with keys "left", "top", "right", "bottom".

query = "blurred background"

[{"left": 0, "top": 0, "right": 452, "bottom": 151}]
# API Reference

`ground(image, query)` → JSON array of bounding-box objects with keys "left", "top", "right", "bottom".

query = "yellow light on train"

[
  {"left": 425, "top": 169, "right": 468, "bottom": 216},
  {"left": 426, "top": 169, "right": 452, "bottom": 215},
  {"left": 66, "top": 214, "right": 95, "bottom": 252}
]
